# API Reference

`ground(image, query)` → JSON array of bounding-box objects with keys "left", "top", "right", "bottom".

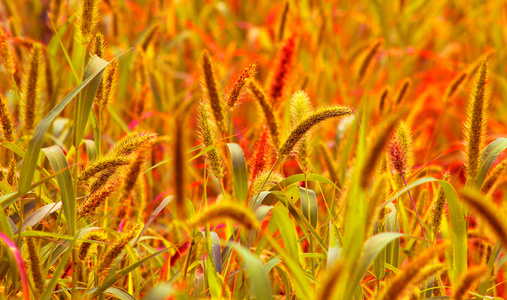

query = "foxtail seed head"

[
  {"left": 247, "top": 80, "right": 281, "bottom": 148},
  {"left": 21, "top": 43, "right": 43, "bottom": 134},
  {"left": 377, "top": 242, "right": 449, "bottom": 300},
  {"left": 0, "top": 94, "right": 14, "bottom": 142},
  {"left": 201, "top": 51, "right": 227, "bottom": 134},
  {"left": 189, "top": 203, "right": 259, "bottom": 231},
  {"left": 197, "top": 101, "right": 224, "bottom": 179},
  {"left": 463, "top": 59, "right": 488, "bottom": 182},
  {"left": 481, "top": 159, "right": 507, "bottom": 193},
  {"left": 461, "top": 189, "right": 507, "bottom": 249},
  {"left": 452, "top": 266, "right": 488, "bottom": 300},
  {"left": 378, "top": 85, "right": 391, "bottom": 113},
  {"left": 290, "top": 91, "right": 313, "bottom": 170},
  {"left": 269, "top": 33, "right": 297, "bottom": 106},
  {"left": 279, "top": 106, "right": 355, "bottom": 159},
  {"left": 357, "top": 39, "right": 382, "bottom": 83},
  {"left": 431, "top": 172, "right": 450, "bottom": 236},
  {"left": 360, "top": 116, "right": 399, "bottom": 188},
  {"left": 445, "top": 70, "right": 468, "bottom": 101},
  {"left": 249, "top": 128, "right": 271, "bottom": 184},
  {"left": 394, "top": 78, "right": 411, "bottom": 106},
  {"left": 101, "top": 59, "right": 119, "bottom": 110},
  {"left": 76, "top": 0, "right": 100, "bottom": 45},
  {"left": 0, "top": 26, "right": 15, "bottom": 75},
  {"left": 24, "top": 237, "right": 44, "bottom": 294},
  {"left": 226, "top": 62, "right": 257, "bottom": 109}
]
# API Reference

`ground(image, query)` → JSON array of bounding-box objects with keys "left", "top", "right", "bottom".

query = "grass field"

[{"left": 1, "top": 0, "right": 507, "bottom": 299}]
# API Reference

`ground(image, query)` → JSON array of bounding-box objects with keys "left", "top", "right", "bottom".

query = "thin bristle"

[
  {"left": 464, "top": 59, "right": 488, "bottom": 181},
  {"left": 279, "top": 106, "right": 356, "bottom": 158}
]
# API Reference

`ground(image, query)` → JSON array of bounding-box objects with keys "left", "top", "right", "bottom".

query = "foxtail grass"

[
  {"left": 377, "top": 242, "right": 449, "bottom": 300},
  {"left": 248, "top": 80, "right": 281, "bottom": 148},
  {"left": 226, "top": 62, "right": 257, "bottom": 109},
  {"left": 98, "top": 228, "right": 137, "bottom": 274},
  {"left": 201, "top": 51, "right": 227, "bottom": 134},
  {"left": 21, "top": 43, "right": 43, "bottom": 134},
  {"left": 451, "top": 266, "right": 488, "bottom": 300},
  {"left": 356, "top": 39, "right": 382, "bottom": 83},
  {"left": 290, "top": 91, "right": 313, "bottom": 170},
  {"left": 278, "top": 105, "right": 355, "bottom": 159},
  {"left": 269, "top": 33, "right": 297, "bottom": 106},
  {"left": 0, "top": 26, "right": 15, "bottom": 76},
  {"left": 249, "top": 128, "right": 271, "bottom": 185},
  {"left": 394, "top": 78, "right": 411, "bottom": 106},
  {"left": 430, "top": 172, "right": 450, "bottom": 237},
  {"left": 460, "top": 190, "right": 507, "bottom": 249},
  {"left": 24, "top": 237, "right": 44, "bottom": 295},
  {"left": 197, "top": 101, "right": 224, "bottom": 179},
  {"left": 79, "top": 179, "right": 121, "bottom": 217},
  {"left": 190, "top": 203, "right": 259, "bottom": 231},
  {"left": 360, "top": 116, "right": 399, "bottom": 188},
  {"left": 76, "top": 0, "right": 100, "bottom": 45},
  {"left": 0, "top": 94, "right": 14, "bottom": 142},
  {"left": 463, "top": 59, "right": 488, "bottom": 182},
  {"left": 481, "top": 159, "right": 507, "bottom": 193}
]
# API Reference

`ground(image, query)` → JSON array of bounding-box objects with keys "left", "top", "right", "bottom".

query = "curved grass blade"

[
  {"left": 231, "top": 243, "right": 272, "bottom": 300},
  {"left": 227, "top": 143, "right": 249, "bottom": 204},
  {"left": 21, "top": 201, "right": 62, "bottom": 232},
  {"left": 0, "top": 232, "right": 30, "bottom": 300},
  {"left": 133, "top": 196, "right": 173, "bottom": 246},
  {"left": 73, "top": 56, "right": 109, "bottom": 147},
  {"left": 42, "top": 146, "right": 76, "bottom": 235},
  {"left": 91, "top": 248, "right": 170, "bottom": 297},
  {"left": 299, "top": 187, "right": 318, "bottom": 228},
  {"left": 87, "top": 287, "right": 135, "bottom": 300},
  {"left": 18, "top": 55, "right": 112, "bottom": 196},
  {"left": 473, "top": 137, "right": 507, "bottom": 188}
]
